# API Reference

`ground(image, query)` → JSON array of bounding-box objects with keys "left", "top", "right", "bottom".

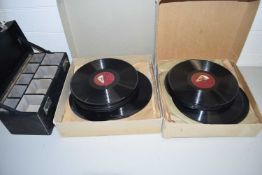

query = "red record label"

[
  {"left": 93, "top": 71, "right": 115, "bottom": 87},
  {"left": 191, "top": 72, "right": 215, "bottom": 89}
]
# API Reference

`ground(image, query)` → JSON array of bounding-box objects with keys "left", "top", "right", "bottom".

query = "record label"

[
  {"left": 93, "top": 71, "right": 115, "bottom": 87},
  {"left": 191, "top": 71, "right": 215, "bottom": 89}
]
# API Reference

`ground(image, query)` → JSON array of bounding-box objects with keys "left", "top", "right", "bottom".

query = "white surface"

[
  {"left": 237, "top": 4, "right": 262, "bottom": 66},
  {"left": 0, "top": 68, "right": 262, "bottom": 175},
  {"left": 0, "top": 128, "right": 262, "bottom": 175},
  {"left": 0, "top": 0, "right": 71, "bottom": 57},
  {"left": 239, "top": 67, "right": 262, "bottom": 108}
]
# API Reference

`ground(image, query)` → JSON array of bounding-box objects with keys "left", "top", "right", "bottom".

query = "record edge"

[
  {"left": 53, "top": 55, "right": 162, "bottom": 137},
  {"left": 158, "top": 58, "right": 262, "bottom": 138}
]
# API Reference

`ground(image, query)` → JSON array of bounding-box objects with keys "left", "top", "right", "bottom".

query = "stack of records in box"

[
  {"left": 69, "top": 58, "right": 152, "bottom": 121},
  {"left": 165, "top": 59, "right": 249, "bottom": 124}
]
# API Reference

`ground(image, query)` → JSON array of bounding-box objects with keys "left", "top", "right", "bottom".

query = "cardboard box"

[
  {"left": 55, "top": 0, "right": 262, "bottom": 137},
  {"left": 156, "top": 0, "right": 262, "bottom": 137},
  {"left": 54, "top": 0, "right": 161, "bottom": 137},
  {"left": 54, "top": 56, "right": 161, "bottom": 136}
]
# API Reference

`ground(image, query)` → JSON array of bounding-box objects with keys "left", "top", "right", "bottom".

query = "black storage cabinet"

[{"left": 0, "top": 21, "right": 69, "bottom": 135}]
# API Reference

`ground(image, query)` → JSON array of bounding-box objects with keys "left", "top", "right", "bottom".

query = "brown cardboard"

[
  {"left": 156, "top": 0, "right": 262, "bottom": 137},
  {"left": 159, "top": 59, "right": 262, "bottom": 137},
  {"left": 54, "top": 55, "right": 161, "bottom": 137},
  {"left": 55, "top": 0, "right": 161, "bottom": 136},
  {"left": 156, "top": 0, "right": 260, "bottom": 62}
]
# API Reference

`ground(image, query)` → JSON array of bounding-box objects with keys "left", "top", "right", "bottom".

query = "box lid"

[
  {"left": 56, "top": 0, "right": 155, "bottom": 59},
  {"left": 0, "top": 21, "right": 32, "bottom": 99},
  {"left": 156, "top": 0, "right": 260, "bottom": 63}
]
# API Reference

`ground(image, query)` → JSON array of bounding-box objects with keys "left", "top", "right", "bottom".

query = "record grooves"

[
  {"left": 69, "top": 58, "right": 152, "bottom": 121},
  {"left": 165, "top": 59, "right": 249, "bottom": 124}
]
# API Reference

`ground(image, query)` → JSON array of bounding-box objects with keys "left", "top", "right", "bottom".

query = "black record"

[
  {"left": 69, "top": 71, "right": 152, "bottom": 121},
  {"left": 70, "top": 58, "right": 138, "bottom": 111},
  {"left": 171, "top": 88, "right": 249, "bottom": 124},
  {"left": 69, "top": 58, "right": 152, "bottom": 121},
  {"left": 166, "top": 59, "right": 239, "bottom": 110}
]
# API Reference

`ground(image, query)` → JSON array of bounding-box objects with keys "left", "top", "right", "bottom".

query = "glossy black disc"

[
  {"left": 69, "top": 71, "right": 152, "bottom": 121},
  {"left": 171, "top": 88, "right": 249, "bottom": 124},
  {"left": 70, "top": 58, "right": 138, "bottom": 110},
  {"left": 166, "top": 59, "right": 239, "bottom": 110}
]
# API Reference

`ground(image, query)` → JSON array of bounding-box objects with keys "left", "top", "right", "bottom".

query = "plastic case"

[{"left": 0, "top": 21, "right": 70, "bottom": 135}]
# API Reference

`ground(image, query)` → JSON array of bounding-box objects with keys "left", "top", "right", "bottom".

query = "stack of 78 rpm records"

[
  {"left": 69, "top": 58, "right": 152, "bottom": 121},
  {"left": 165, "top": 59, "right": 249, "bottom": 124}
]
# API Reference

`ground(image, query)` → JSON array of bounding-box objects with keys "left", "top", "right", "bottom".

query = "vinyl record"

[
  {"left": 69, "top": 71, "right": 152, "bottom": 121},
  {"left": 69, "top": 58, "right": 152, "bottom": 121},
  {"left": 70, "top": 58, "right": 139, "bottom": 112},
  {"left": 166, "top": 59, "right": 239, "bottom": 110},
  {"left": 171, "top": 88, "right": 249, "bottom": 124}
]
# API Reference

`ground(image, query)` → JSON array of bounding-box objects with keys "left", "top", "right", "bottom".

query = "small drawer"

[
  {"left": 30, "top": 53, "right": 45, "bottom": 63},
  {"left": 16, "top": 95, "right": 44, "bottom": 112},
  {"left": 4, "top": 98, "right": 20, "bottom": 109},
  {"left": 26, "top": 79, "right": 52, "bottom": 94},
  {"left": 16, "top": 74, "right": 33, "bottom": 85},
  {"left": 8, "top": 85, "right": 27, "bottom": 98},
  {"left": 23, "top": 63, "right": 39, "bottom": 73},
  {"left": 34, "top": 66, "right": 58, "bottom": 79},
  {"left": 41, "top": 53, "right": 64, "bottom": 66}
]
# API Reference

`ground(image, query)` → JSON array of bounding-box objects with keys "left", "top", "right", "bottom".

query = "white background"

[{"left": 0, "top": 1, "right": 262, "bottom": 175}]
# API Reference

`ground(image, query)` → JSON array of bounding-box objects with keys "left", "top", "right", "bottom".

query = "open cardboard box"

[
  {"left": 156, "top": 0, "right": 262, "bottom": 137},
  {"left": 54, "top": 55, "right": 160, "bottom": 136},
  {"left": 54, "top": 0, "right": 262, "bottom": 137},
  {"left": 54, "top": 0, "right": 161, "bottom": 137}
]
